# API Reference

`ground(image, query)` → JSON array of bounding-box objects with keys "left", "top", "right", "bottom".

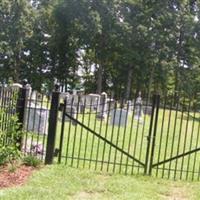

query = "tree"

[{"left": 0, "top": 0, "right": 34, "bottom": 82}]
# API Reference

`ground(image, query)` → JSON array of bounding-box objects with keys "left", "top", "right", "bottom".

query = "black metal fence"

[
  {"left": 22, "top": 89, "right": 51, "bottom": 160},
  {"left": 1, "top": 84, "right": 200, "bottom": 181},
  {"left": 0, "top": 86, "right": 19, "bottom": 149},
  {"left": 56, "top": 92, "right": 200, "bottom": 181},
  {"left": 0, "top": 85, "right": 49, "bottom": 159}
]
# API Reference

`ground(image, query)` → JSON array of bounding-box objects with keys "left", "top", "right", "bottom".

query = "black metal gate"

[
  {"left": 56, "top": 92, "right": 154, "bottom": 175},
  {"left": 55, "top": 92, "right": 200, "bottom": 181},
  {"left": 149, "top": 93, "right": 200, "bottom": 181}
]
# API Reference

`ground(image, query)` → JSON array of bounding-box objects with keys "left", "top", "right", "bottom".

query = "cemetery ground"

[
  {"left": 52, "top": 106, "right": 200, "bottom": 180},
  {"left": 24, "top": 104, "right": 200, "bottom": 179},
  {"left": 1, "top": 164, "right": 200, "bottom": 200}
]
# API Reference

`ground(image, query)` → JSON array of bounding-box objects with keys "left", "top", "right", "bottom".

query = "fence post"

[
  {"left": 45, "top": 84, "right": 60, "bottom": 164},
  {"left": 148, "top": 94, "right": 160, "bottom": 175},
  {"left": 16, "top": 81, "right": 28, "bottom": 150},
  {"left": 144, "top": 94, "right": 160, "bottom": 175},
  {"left": 144, "top": 94, "right": 156, "bottom": 175}
]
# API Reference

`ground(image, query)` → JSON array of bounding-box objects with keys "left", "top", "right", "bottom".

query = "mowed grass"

[{"left": 1, "top": 164, "right": 200, "bottom": 200}]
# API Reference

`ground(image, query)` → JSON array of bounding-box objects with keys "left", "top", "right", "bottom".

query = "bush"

[
  {"left": 23, "top": 155, "right": 41, "bottom": 167},
  {"left": 0, "top": 111, "right": 22, "bottom": 166}
]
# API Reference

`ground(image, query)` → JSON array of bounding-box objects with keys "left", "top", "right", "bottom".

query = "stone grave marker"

[
  {"left": 65, "top": 106, "right": 77, "bottom": 125},
  {"left": 134, "top": 92, "right": 143, "bottom": 123},
  {"left": 85, "top": 94, "right": 100, "bottom": 111},
  {"left": 110, "top": 109, "right": 128, "bottom": 127},
  {"left": 96, "top": 92, "right": 107, "bottom": 120},
  {"left": 24, "top": 103, "right": 49, "bottom": 135}
]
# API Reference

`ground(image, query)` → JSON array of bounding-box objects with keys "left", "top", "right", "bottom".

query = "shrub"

[
  {"left": 0, "top": 111, "right": 22, "bottom": 166},
  {"left": 23, "top": 155, "right": 41, "bottom": 167}
]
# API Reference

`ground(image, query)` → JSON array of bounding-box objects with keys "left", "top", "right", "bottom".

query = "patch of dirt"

[
  {"left": 161, "top": 186, "right": 189, "bottom": 200},
  {"left": 167, "top": 187, "right": 189, "bottom": 200},
  {"left": 0, "top": 165, "right": 35, "bottom": 189}
]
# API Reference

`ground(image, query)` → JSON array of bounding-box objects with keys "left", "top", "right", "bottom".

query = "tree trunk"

[
  {"left": 125, "top": 67, "right": 133, "bottom": 100},
  {"left": 96, "top": 63, "right": 103, "bottom": 94}
]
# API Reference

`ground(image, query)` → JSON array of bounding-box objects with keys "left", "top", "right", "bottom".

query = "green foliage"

[
  {"left": 0, "top": 0, "right": 200, "bottom": 96},
  {"left": 0, "top": 112, "right": 21, "bottom": 166},
  {"left": 23, "top": 155, "right": 41, "bottom": 167}
]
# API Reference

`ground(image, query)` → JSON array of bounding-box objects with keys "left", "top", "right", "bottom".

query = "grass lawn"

[{"left": 1, "top": 164, "right": 200, "bottom": 200}]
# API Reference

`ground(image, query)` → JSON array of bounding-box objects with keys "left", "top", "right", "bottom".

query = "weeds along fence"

[
  {"left": 0, "top": 84, "right": 200, "bottom": 181},
  {"left": 0, "top": 84, "right": 51, "bottom": 161},
  {"left": 0, "top": 86, "right": 19, "bottom": 149}
]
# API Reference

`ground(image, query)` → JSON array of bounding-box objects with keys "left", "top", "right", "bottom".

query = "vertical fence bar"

[
  {"left": 180, "top": 98, "right": 191, "bottom": 179},
  {"left": 167, "top": 93, "right": 179, "bottom": 179},
  {"left": 174, "top": 96, "right": 186, "bottom": 179},
  {"left": 137, "top": 91, "right": 148, "bottom": 173},
  {"left": 107, "top": 102, "right": 117, "bottom": 172},
  {"left": 186, "top": 99, "right": 197, "bottom": 180},
  {"left": 113, "top": 98, "right": 124, "bottom": 173},
  {"left": 132, "top": 93, "right": 143, "bottom": 174},
  {"left": 16, "top": 84, "right": 28, "bottom": 150},
  {"left": 192, "top": 111, "right": 200, "bottom": 180},
  {"left": 101, "top": 95, "right": 112, "bottom": 171},
  {"left": 83, "top": 97, "right": 93, "bottom": 168},
  {"left": 65, "top": 97, "right": 74, "bottom": 165},
  {"left": 89, "top": 97, "right": 100, "bottom": 169},
  {"left": 71, "top": 96, "right": 80, "bottom": 167},
  {"left": 95, "top": 93, "right": 107, "bottom": 170},
  {"left": 45, "top": 85, "right": 60, "bottom": 164},
  {"left": 144, "top": 94, "right": 156, "bottom": 175},
  {"left": 125, "top": 93, "right": 137, "bottom": 174},
  {"left": 77, "top": 97, "right": 86, "bottom": 168},
  {"left": 161, "top": 94, "right": 174, "bottom": 178},
  {"left": 156, "top": 93, "right": 167, "bottom": 176},
  {"left": 119, "top": 101, "right": 129, "bottom": 173},
  {"left": 58, "top": 98, "right": 67, "bottom": 163},
  {"left": 149, "top": 94, "right": 160, "bottom": 175}
]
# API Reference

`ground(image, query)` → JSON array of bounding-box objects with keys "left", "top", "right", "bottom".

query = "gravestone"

[
  {"left": 110, "top": 109, "right": 128, "bottom": 126},
  {"left": 85, "top": 94, "right": 100, "bottom": 111},
  {"left": 127, "top": 100, "right": 134, "bottom": 113},
  {"left": 25, "top": 104, "right": 49, "bottom": 135},
  {"left": 143, "top": 105, "right": 152, "bottom": 115},
  {"left": 107, "top": 98, "right": 115, "bottom": 113},
  {"left": 134, "top": 92, "right": 143, "bottom": 122},
  {"left": 65, "top": 106, "right": 77, "bottom": 125},
  {"left": 96, "top": 92, "right": 107, "bottom": 120}
]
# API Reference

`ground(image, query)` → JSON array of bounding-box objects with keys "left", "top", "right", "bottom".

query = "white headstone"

[
  {"left": 97, "top": 92, "right": 107, "bottom": 120},
  {"left": 86, "top": 94, "right": 100, "bottom": 110},
  {"left": 134, "top": 92, "right": 143, "bottom": 122}
]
